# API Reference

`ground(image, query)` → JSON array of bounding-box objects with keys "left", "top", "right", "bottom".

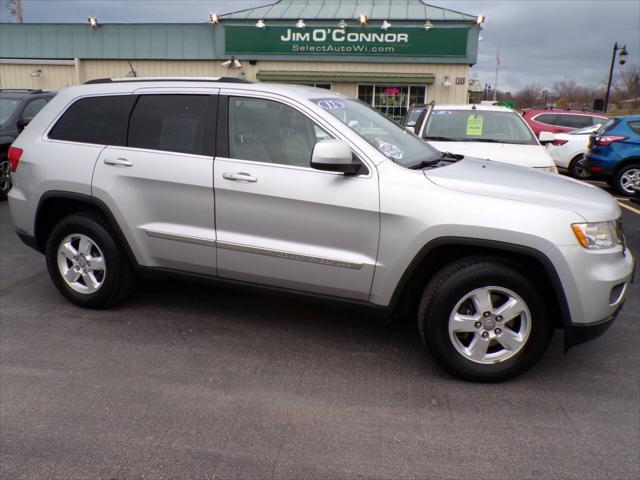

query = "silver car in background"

[{"left": 7, "top": 78, "right": 635, "bottom": 381}]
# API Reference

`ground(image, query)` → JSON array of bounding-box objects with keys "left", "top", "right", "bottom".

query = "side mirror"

[
  {"left": 538, "top": 131, "right": 555, "bottom": 143},
  {"left": 17, "top": 117, "right": 33, "bottom": 131},
  {"left": 311, "top": 140, "right": 363, "bottom": 175}
]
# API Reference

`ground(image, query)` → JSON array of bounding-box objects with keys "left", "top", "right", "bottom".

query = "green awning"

[{"left": 256, "top": 70, "right": 435, "bottom": 84}]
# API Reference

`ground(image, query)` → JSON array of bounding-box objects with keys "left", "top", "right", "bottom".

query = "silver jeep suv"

[{"left": 8, "top": 78, "right": 635, "bottom": 381}]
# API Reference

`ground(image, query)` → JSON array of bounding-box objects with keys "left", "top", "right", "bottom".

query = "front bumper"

[{"left": 564, "top": 302, "right": 624, "bottom": 350}]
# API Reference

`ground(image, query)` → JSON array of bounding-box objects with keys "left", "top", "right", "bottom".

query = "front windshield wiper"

[
  {"left": 424, "top": 136, "right": 456, "bottom": 141},
  {"left": 409, "top": 152, "right": 463, "bottom": 169},
  {"left": 462, "top": 138, "right": 529, "bottom": 145}
]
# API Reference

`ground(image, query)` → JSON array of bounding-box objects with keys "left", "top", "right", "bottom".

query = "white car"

[
  {"left": 414, "top": 104, "right": 558, "bottom": 173},
  {"left": 546, "top": 124, "right": 602, "bottom": 179}
]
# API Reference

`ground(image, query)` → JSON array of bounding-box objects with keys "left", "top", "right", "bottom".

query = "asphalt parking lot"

[{"left": 1, "top": 186, "right": 638, "bottom": 480}]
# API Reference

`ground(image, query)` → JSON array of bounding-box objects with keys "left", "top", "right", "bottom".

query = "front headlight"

[{"left": 571, "top": 220, "right": 624, "bottom": 250}]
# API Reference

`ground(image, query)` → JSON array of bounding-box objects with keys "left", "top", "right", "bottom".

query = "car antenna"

[{"left": 471, "top": 103, "right": 477, "bottom": 110}]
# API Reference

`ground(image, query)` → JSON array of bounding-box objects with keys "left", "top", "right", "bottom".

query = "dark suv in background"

[
  {"left": 522, "top": 107, "right": 609, "bottom": 136},
  {"left": 0, "top": 89, "right": 55, "bottom": 199}
]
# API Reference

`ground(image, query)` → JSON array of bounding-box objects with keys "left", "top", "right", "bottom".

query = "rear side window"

[
  {"left": 49, "top": 95, "right": 135, "bottom": 145},
  {"left": 556, "top": 114, "right": 592, "bottom": 129},
  {"left": 534, "top": 114, "right": 557, "bottom": 125},
  {"left": 21, "top": 98, "right": 48, "bottom": 120},
  {"left": 128, "top": 95, "right": 210, "bottom": 155},
  {"left": 628, "top": 121, "right": 640, "bottom": 135}
]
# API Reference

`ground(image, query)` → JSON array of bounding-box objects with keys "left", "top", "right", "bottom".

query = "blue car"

[{"left": 585, "top": 115, "right": 640, "bottom": 196}]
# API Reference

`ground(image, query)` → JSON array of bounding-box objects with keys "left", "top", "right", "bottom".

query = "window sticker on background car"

[
  {"left": 317, "top": 100, "right": 345, "bottom": 110},
  {"left": 466, "top": 114, "right": 484, "bottom": 136},
  {"left": 374, "top": 137, "right": 404, "bottom": 160},
  {"left": 433, "top": 110, "right": 453, "bottom": 115}
]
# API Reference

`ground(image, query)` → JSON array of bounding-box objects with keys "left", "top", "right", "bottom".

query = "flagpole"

[{"left": 493, "top": 45, "right": 500, "bottom": 101}]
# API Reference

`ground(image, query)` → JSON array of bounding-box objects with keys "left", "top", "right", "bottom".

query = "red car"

[{"left": 522, "top": 108, "right": 609, "bottom": 136}]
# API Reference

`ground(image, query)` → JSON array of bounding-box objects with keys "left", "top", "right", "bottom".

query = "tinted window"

[
  {"left": 128, "top": 95, "right": 210, "bottom": 155},
  {"left": 556, "top": 114, "right": 592, "bottom": 129},
  {"left": 628, "top": 121, "right": 640, "bottom": 135},
  {"left": 49, "top": 95, "right": 135, "bottom": 145},
  {"left": 592, "top": 117, "right": 608, "bottom": 126},
  {"left": 535, "top": 114, "right": 557, "bottom": 125},
  {"left": 228, "top": 97, "right": 332, "bottom": 167},
  {"left": 22, "top": 98, "right": 48, "bottom": 120}
]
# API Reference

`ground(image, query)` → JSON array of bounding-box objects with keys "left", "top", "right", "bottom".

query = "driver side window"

[{"left": 228, "top": 97, "right": 333, "bottom": 168}]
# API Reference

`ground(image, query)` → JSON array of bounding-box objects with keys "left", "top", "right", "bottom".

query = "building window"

[{"left": 358, "top": 85, "right": 427, "bottom": 122}]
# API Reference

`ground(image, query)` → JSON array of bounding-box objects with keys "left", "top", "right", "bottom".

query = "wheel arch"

[
  {"left": 389, "top": 237, "right": 572, "bottom": 330},
  {"left": 34, "top": 191, "right": 139, "bottom": 267},
  {"left": 612, "top": 157, "right": 640, "bottom": 176}
]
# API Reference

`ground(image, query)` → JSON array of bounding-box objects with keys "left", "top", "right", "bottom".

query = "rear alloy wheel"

[
  {"left": 613, "top": 164, "right": 640, "bottom": 196},
  {"left": 0, "top": 159, "right": 11, "bottom": 200},
  {"left": 46, "top": 213, "right": 135, "bottom": 308},
  {"left": 418, "top": 258, "right": 552, "bottom": 382},
  {"left": 568, "top": 154, "right": 590, "bottom": 180}
]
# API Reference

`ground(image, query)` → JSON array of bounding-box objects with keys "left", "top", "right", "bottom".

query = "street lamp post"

[
  {"left": 604, "top": 42, "right": 628, "bottom": 113},
  {"left": 542, "top": 89, "right": 548, "bottom": 107}
]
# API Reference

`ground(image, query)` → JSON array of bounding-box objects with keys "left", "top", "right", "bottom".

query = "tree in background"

[
  {"left": 7, "top": 0, "right": 23, "bottom": 22},
  {"left": 512, "top": 84, "right": 543, "bottom": 109}
]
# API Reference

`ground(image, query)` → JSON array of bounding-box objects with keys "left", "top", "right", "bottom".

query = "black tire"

[
  {"left": 0, "top": 157, "right": 11, "bottom": 201},
  {"left": 45, "top": 212, "right": 136, "bottom": 308},
  {"left": 568, "top": 154, "right": 591, "bottom": 180},
  {"left": 612, "top": 163, "right": 640, "bottom": 196},
  {"left": 418, "top": 257, "right": 552, "bottom": 382}
]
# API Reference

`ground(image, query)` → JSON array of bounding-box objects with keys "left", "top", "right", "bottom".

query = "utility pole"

[{"left": 8, "top": 0, "right": 23, "bottom": 23}]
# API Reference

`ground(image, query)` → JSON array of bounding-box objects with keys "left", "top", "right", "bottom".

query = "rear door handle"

[
  {"left": 222, "top": 172, "right": 257, "bottom": 183},
  {"left": 104, "top": 157, "right": 133, "bottom": 167}
]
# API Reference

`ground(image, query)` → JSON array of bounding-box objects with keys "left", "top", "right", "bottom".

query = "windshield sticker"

[
  {"left": 466, "top": 114, "right": 484, "bottom": 136},
  {"left": 433, "top": 110, "right": 453, "bottom": 115},
  {"left": 374, "top": 137, "right": 404, "bottom": 160},
  {"left": 317, "top": 100, "right": 345, "bottom": 110}
]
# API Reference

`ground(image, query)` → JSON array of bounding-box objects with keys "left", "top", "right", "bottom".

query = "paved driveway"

[{"left": 1, "top": 195, "right": 638, "bottom": 479}]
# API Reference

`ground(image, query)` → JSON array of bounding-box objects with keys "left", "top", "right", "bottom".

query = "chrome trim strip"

[
  {"left": 216, "top": 241, "right": 363, "bottom": 270},
  {"left": 145, "top": 229, "right": 216, "bottom": 247}
]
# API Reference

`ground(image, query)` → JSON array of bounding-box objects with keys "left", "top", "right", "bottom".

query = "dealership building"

[{"left": 0, "top": 0, "right": 482, "bottom": 120}]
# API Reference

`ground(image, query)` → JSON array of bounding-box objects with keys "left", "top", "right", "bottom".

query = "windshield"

[
  {"left": 405, "top": 107, "right": 426, "bottom": 126},
  {"left": 424, "top": 109, "right": 538, "bottom": 145},
  {"left": 313, "top": 97, "right": 440, "bottom": 168},
  {"left": 0, "top": 98, "right": 21, "bottom": 126}
]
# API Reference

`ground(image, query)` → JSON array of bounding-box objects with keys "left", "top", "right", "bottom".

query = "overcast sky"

[{"left": 1, "top": 0, "right": 638, "bottom": 92}]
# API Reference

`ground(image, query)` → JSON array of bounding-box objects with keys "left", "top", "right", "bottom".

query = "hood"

[
  {"left": 424, "top": 157, "right": 620, "bottom": 222},
  {"left": 428, "top": 141, "right": 554, "bottom": 169}
]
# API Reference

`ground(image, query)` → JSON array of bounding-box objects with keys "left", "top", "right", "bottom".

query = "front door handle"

[
  {"left": 222, "top": 172, "right": 257, "bottom": 183},
  {"left": 104, "top": 157, "right": 133, "bottom": 167}
]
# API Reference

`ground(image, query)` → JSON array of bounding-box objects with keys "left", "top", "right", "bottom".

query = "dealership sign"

[{"left": 224, "top": 26, "right": 468, "bottom": 56}]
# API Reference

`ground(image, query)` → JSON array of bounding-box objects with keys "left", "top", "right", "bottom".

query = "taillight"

[
  {"left": 7, "top": 146, "right": 23, "bottom": 172},
  {"left": 551, "top": 139, "right": 568, "bottom": 146},
  {"left": 596, "top": 135, "right": 627, "bottom": 146}
]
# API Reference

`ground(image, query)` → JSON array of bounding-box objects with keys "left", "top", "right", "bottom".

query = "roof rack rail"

[
  {"left": 84, "top": 77, "right": 252, "bottom": 85},
  {"left": 0, "top": 88, "right": 45, "bottom": 94}
]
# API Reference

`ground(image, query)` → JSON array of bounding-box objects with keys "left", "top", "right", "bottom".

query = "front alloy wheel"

[
  {"left": 448, "top": 286, "right": 531, "bottom": 364},
  {"left": 418, "top": 258, "right": 552, "bottom": 382}
]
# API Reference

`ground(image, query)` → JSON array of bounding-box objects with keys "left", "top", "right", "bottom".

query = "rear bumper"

[
  {"left": 583, "top": 152, "right": 617, "bottom": 176},
  {"left": 564, "top": 302, "right": 624, "bottom": 350}
]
